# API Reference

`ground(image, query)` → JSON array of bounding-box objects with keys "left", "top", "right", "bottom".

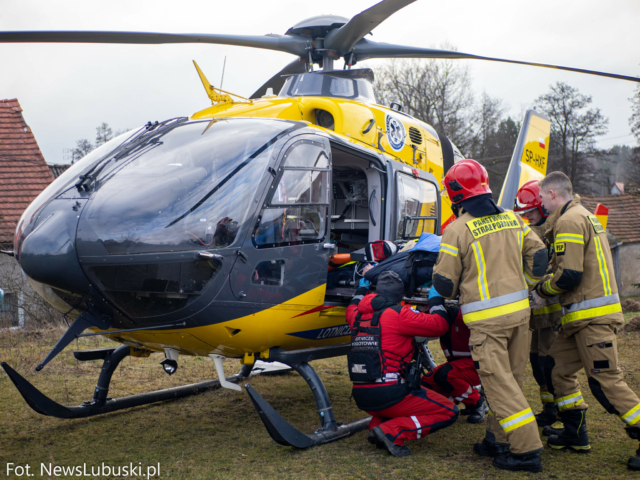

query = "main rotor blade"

[
  {"left": 0, "top": 31, "right": 309, "bottom": 56},
  {"left": 324, "top": 0, "right": 416, "bottom": 55},
  {"left": 250, "top": 59, "right": 306, "bottom": 99},
  {"left": 353, "top": 40, "right": 640, "bottom": 83}
]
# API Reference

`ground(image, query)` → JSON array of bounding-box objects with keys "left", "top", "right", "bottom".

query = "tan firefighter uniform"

[
  {"left": 434, "top": 209, "right": 548, "bottom": 454},
  {"left": 527, "top": 223, "right": 562, "bottom": 409},
  {"left": 535, "top": 196, "right": 640, "bottom": 427}
]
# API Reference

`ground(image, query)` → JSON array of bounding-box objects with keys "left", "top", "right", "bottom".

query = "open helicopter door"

[
  {"left": 384, "top": 160, "right": 441, "bottom": 241},
  {"left": 229, "top": 134, "right": 332, "bottom": 307},
  {"left": 498, "top": 109, "right": 551, "bottom": 209}
]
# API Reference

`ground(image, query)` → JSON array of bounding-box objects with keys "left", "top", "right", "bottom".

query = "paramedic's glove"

[
  {"left": 428, "top": 287, "right": 447, "bottom": 320},
  {"left": 359, "top": 278, "right": 371, "bottom": 288}
]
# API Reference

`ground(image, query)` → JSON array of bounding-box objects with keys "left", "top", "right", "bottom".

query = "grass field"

[{"left": 1, "top": 313, "right": 639, "bottom": 479}]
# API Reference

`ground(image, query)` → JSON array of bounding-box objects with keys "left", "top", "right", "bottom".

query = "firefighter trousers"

[
  {"left": 548, "top": 322, "right": 640, "bottom": 427},
  {"left": 530, "top": 326, "right": 558, "bottom": 407},
  {"left": 469, "top": 322, "right": 543, "bottom": 454},
  {"left": 422, "top": 358, "right": 482, "bottom": 407},
  {"left": 366, "top": 386, "right": 459, "bottom": 446}
]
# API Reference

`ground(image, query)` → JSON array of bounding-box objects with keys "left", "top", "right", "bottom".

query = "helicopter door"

[
  {"left": 229, "top": 135, "right": 332, "bottom": 306},
  {"left": 384, "top": 160, "right": 441, "bottom": 241}
]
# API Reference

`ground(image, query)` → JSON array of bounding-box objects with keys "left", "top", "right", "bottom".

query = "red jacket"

[
  {"left": 438, "top": 308, "right": 472, "bottom": 362},
  {"left": 347, "top": 291, "right": 449, "bottom": 383}
]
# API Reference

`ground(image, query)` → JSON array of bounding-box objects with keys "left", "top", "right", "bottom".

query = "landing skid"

[
  {"left": 1, "top": 345, "right": 245, "bottom": 419},
  {"left": 245, "top": 344, "right": 371, "bottom": 448}
]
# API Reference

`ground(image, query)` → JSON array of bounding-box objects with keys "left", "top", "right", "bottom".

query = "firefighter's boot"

[
  {"left": 466, "top": 398, "right": 487, "bottom": 424},
  {"left": 535, "top": 401, "right": 558, "bottom": 428},
  {"left": 542, "top": 425, "right": 564, "bottom": 437},
  {"left": 473, "top": 431, "right": 510, "bottom": 457},
  {"left": 547, "top": 409, "right": 591, "bottom": 453},
  {"left": 492, "top": 449, "right": 543, "bottom": 473},
  {"left": 626, "top": 427, "right": 640, "bottom": 471},
  {"left": 371, "top": 426, "right": 411, "bottom": 457}
]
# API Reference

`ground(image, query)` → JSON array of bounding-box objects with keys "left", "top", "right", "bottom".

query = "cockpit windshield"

[
  {"left": 278, "top": 69, "right": 376, "bottom": 103},
  {"left": 78, "top": 119, "right": 296, "bottom": 255}
]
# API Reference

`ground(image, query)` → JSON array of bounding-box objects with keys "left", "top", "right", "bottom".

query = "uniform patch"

[
  {"left": 588, "top": 215, "right": 605, "bottom": 234},
  {"left": 466, "top": 211, "right": 521, "bottom": 239},
  {"left": 410, "top": 307, "right": 420, "bottom": 313},
  {"left": 555, "top": 242, "right": 565, "bottom": 255}
]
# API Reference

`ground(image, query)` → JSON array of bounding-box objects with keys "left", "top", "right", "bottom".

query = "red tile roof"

[
  {"left": 581, "top": 194, "right": 640, "bottom": 244},
  {"left": 0, "top": 98, "right": 54, "bottom": 246}
]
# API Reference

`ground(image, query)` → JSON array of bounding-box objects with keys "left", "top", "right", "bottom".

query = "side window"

[
  {"left": 396, "top": 173, "right": 438, "bottom": 239},
  {"left": 254, "top": 140, "right": 330, "bottom": 247},
  {"left": 252, "top": 260, "right": 285, "bottom": 286}
]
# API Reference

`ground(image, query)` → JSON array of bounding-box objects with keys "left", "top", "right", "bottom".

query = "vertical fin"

[{"left": 498, "top": 109, "right": 551, "bottom": 209}]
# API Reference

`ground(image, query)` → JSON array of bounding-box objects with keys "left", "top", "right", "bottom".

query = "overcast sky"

[{"left": 2, "top": 0, "right": 639, "bottom": 164}]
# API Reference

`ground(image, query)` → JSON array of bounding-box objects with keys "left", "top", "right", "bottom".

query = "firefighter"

[
  {"left": 346, "top": 271, "right": 459, "bottom": 457},
  {"left": 422, "top": 287, "right": 486, "bottom": 424},
  {"left": 514, "top": 180, "right": 562, "bottom": 428},
  {"left": 433, "top": 159, "right": 548, "bottom": 473},
  {"left": 530, "top": 172, "right": 640, "bottom": 470}
]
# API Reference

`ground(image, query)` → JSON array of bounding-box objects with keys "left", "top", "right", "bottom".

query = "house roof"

[
  {"left": 49, "top": 163, "right": 71, "bottom": 179},
  {"left": 581, "top": 194, "right": 640, "bottom": 244},
  {"left": 0, "top": 98, "right": 54, "bottom": 246}
]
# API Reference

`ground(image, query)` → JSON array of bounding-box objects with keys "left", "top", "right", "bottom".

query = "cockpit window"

[
  {"left": 279, "top": 72, "right": 376, "bottom": 103},
  {"left": 79, "top": 119, "right": 296, "bottom": 255}
]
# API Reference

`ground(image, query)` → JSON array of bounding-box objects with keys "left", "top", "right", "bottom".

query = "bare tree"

[
  {"left": 95, "top": 122, "right": 113, "bottom": 147},
  {"left": 471, "top": 92, "right": 506, "bottom": 160},
  {"left": 374, "top": 49, "right": 477, "bottom": 153},
  {"left": 630, "top": 84, "right": 640, "bottom": 144},
  {"left": 536, "top": 82, "right": 608, "bottom": 192},
  {"left": 71, "top": 138, "right": 94, "bottom": 163}
]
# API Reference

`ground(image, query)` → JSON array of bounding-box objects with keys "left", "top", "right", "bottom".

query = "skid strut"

[
  {"left": 1, "top": 346, "right": 245, "bottom": 419},
  {"left": 245, "top": 344, "right": 371, "bottom": 448}
]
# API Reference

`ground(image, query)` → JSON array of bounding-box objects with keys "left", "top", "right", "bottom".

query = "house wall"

[{"left": 619, "top": 242, "right": 640, "bottom": 297}]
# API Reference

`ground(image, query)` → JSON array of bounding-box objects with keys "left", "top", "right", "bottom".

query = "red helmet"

[
  {"left": 444, "top": 159, "right": 492, "bottom": 204},
  {"left": 514, "top": 180, "right": 547, "bottom": 218}
]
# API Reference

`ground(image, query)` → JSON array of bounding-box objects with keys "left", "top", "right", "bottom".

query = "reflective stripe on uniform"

[
  {"left": 594, "top": 236, "right": 612, "bottom": 296},
  {"left": 523, "top": 225, "right": 531, "bottom": 237},
  {"left": 462, "top": 298, "right": 530, "bottom": 323},
  {"left": 440, "top": 243, "right": 459, "bottom": 257},
  {"left": 555, "top": 391, "right": 584, "bottom": 410},
  {"left": 451, "top": 350, "right": 472, "bottom": 357},
  {"left": 555, "top": 233, "right": 585, "bottom": 245},
  {"left": 544, "top": 278, "right": 562, "bottom": 295},
  {"left": 561, "top": 294, "right": 621, "bottom": 324},
  {"left": 621, "top": 403, "right": 640, "bottom": 426},
  {"left": 524, "top": 271, "right": 537, "bottom": 286},
  {"left": 500, "top": 407, "right": 535, "bottom": 432},
  {"left": 518, "top": 229, "right": 524, "bottom": 271},
  {"left": 471, "top": 242, "right": 490, "bottom": 300},
  {"left": 411, "top": 415, "right": 422, "bottom": 439},
  {"left": 461, "top": 289, "right": 529, "bottom": 315},
  {"left": 532, "top": 302, "right": 562, "bottom": 316},
  {"left": 540, "top": 391, "right": 554, "bottom": 403}
]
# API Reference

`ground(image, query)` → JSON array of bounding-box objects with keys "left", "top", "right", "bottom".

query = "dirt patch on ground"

[
  {"left": 621, "top": 316, "right": 640, "bottom": 333},
  {"left": 622, "top": 299, "right": 640, "bottom": 313}
]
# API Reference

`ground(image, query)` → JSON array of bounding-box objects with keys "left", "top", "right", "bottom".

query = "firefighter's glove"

[
  {"left": 359, "top": 278, "right": 371, "bottom": 288},
  {"left": 428, "top": 287, "right": 447, "bottom": 319}
]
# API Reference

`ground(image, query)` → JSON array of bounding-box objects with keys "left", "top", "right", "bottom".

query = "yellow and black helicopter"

[{"left": 0, "top": 0, "right": 636, "bottom": 449}]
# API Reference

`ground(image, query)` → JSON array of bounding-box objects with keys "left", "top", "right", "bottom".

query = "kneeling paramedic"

[
  {"left": 531, "top": 172, "right": 640, "bottom": 470},
  {"left": 422, "top": 288, "right": 486, "bottom": 424},
  {"left": 347, "top": 271, "right": 459, "bottom": 457},
  {"left": 514, "top": 180, "right": 562, "bottom": 429},
  {"left": 433, "top": 159, "right": 548, "bottom": 473}
]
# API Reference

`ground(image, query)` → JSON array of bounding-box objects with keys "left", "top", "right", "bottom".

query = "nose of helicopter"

[{"left": 19, "top": 198, "right": 91, "bottom": 296}]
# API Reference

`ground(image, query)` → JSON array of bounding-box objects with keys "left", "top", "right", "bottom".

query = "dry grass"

[{"left": 1, "top": 317, "right": 639, "bottom": 479}]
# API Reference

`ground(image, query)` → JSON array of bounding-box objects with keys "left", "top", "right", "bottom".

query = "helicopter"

[{"left": 0, "top": 0, "right": 637, "bottom": 449}]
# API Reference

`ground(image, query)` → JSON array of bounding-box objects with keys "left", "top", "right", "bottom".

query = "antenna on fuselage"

[{"left": 220, "top": 55, "right": 227, "bottom": 90}]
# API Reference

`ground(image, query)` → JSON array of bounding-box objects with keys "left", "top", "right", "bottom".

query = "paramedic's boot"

[
  {"left": 371, "top": 426, "right": 411, "bottom": 457},
  {"left": 473, "top": 431, "right": 510, "bottom": 457},
  {"left": 493, "top": 449, "right": 543, "bottom": 473},
  {"left": 547, "top": 409, "right": 591, "bottom": 453},
  {"left": 367, "top": 429, "right": 384, "bottom": 449},
  {"left": 466, "top": 398, "right": 487, "bottom": 424},
  {"left": 626, "top": 427, "right": 640, "bottom": 471},
  {"left": 535, "top": 401, "right": 558, "bottom": 428}
]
